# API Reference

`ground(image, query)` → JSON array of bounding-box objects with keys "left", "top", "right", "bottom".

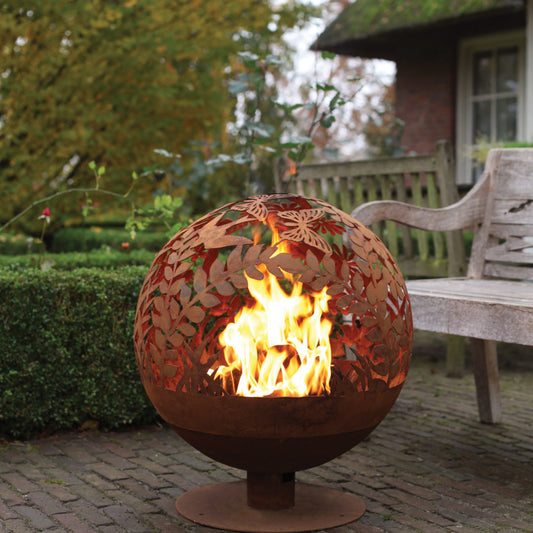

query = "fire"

[{"left": 215, "top": 232, "right": 333, "bottom": 397}]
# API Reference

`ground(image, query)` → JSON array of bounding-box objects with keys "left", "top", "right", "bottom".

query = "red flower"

[
  {"left": 39, "top": 207, "right": 51, "bottom": 222},
  {"left": 121, "top": 242, "right": 130, "bottom": 249}
]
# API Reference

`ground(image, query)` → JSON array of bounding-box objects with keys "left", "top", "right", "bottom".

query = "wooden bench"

[
  {"left": 277, "top": 141, "right": 466, "bottom": 280},
  {"left": 351, "top": 148, "right": 533, "bottom": 423}
]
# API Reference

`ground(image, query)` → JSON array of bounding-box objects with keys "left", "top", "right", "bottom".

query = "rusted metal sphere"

[{"left": 133, "top": 194, "right": 413, "bottom": 472}]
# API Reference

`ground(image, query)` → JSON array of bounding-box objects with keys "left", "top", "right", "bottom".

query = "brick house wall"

[{"left": 395, "top": 43, "right": 457, "bottom": 155}]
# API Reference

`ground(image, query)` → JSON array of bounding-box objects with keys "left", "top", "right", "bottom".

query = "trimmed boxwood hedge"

[
  {"left": 0, "top": 266, "right": 159, "bottom": 440},
  {"left": 0, "top": 249, "right": 155, "bottom": 271},
  {"left": 51, "top": 227, "right": 171, "bottom": 253},
  {"left": 0, "top": 233, "right": 46, "bottom": 255}
]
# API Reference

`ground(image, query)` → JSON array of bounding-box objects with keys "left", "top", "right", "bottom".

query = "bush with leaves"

[
  {"left": 151, "top": 49, "right": 357, "bottom": 214},
  {"left": 0, "top": 267, "right": 157, "bottom": 439},
  {"left": 0, "top": 249, "right": 155, "bottom": 271},
  {"left": 50, "top": 227, "right": 168, "bottom": 254},
  {"left": 0, "top": 233, "right": 45, "bottom": 256}
]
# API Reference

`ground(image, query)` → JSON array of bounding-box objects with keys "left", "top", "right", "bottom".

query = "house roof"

[{"left": 315, "top": 0, "right": 525, "bottom": 58}]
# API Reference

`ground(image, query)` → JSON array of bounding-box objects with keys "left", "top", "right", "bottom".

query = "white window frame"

[{"left": 456, "top": 31, "right": 526, "bottom": 185}]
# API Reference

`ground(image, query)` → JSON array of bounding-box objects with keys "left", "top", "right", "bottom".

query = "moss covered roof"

[{"left": 316, "top": 0, "right": 524, "bottom": 55}]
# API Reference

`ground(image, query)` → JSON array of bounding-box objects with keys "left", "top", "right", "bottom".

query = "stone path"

[{"left": 1, "top": 344, "right": 532, "bottom": 532}]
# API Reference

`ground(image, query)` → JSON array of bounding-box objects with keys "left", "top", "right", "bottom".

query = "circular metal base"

[{"left": 176, "top": 481, "right": 365, "bottom": 533}]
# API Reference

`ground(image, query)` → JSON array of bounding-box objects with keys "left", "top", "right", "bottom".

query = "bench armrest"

[{"left": 351, "top": 171, "right": 490, "bottom": 232}]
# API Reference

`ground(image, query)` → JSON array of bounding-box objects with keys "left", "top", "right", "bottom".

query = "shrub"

[
  {"left": 51, "top": 227, "right": 171, "bottom": 253},
  {"left": 0, "top": 267, "right": 158, "bottom": 439},
  {"left": 0, "top": 233, "right": 45, "bottom": 255},
  {"left": 0, "top": 249, "right": 155, "bottom": 271}
]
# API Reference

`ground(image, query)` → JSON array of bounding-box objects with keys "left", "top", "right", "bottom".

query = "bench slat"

[
  {"left": 489, "top": 224, "right": 533, "bottom": 238},
  {"left": 394, "top": 174, "right": 414, "bottom": 258},
  {"left": 484, "top": 262, "right": 533, "bottom": 280},
  {"left": 427, "top": 172, "right": 445, "bottom": 261},
  {"left": 410, "top": 172, "right": 430, "bottom": 262},
  {"left": 407, "top": 278, "right": 533, "bottom": 345},
  {"left": 492, "top": 200, "right": 533, "bottom": 225},
  {"left": 484, "top": 241, "right": 533, "bottom": 263},
  {"left": 289, "top": 154, "right": 437, "bottom": 180}
]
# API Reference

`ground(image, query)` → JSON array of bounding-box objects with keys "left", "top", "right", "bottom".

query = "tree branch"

[{"left": 0, "top": 188, "right": 133, "bottom": 234}]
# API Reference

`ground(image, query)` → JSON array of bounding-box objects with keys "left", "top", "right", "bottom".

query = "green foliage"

[
  {"left": 152, "top": 141, "right": 240, "bottom": 217},
  {"left": 468, "top": 137, "right": 533, "bottom": 166},
  {"left": 0, "top": 267, "right": 157, "bottom": 439},
  {"left": 227, "top": 50, "right": 350, "bottom": 167},
  {"left": 125, "top": 193, "right": 185, "bottom": 238},
  {"left": 153, "top": 48, "right": 354, "bottom": 209},
  {"left": 50, "top": 227, "right": 170, "bottom": 253},
  {"left": 0, "top": 249, "right": 155, "bottom": 271},
  {"left": 363, "top": 84, "right": 405, "bottom": 157},
  {"left": 0, "top": 0, "right": 309, "bottom": 226},
  {"left": 0, "top": 233, "right": 46, "bottom": 255}
]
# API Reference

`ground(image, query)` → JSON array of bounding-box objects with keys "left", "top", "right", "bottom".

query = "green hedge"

[
  {"left": 0, "top": 267, "right": 158, "bottom": 439},
  {"left": 0, "top": 233, "right": 46, "bottom": 255},
  {"left": 51, "top": 227, "right": 171, "bottom": 253},
  {"left": 0, "top": 249, "right": 155, "bottom": 271}
]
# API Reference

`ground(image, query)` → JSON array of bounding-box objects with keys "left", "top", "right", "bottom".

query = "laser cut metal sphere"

[{"left": 133, "top": 193, "right": 413, "bottom": 473}]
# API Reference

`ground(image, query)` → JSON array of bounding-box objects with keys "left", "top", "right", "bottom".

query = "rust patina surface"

[{"left": 133, "top": 194, "right": 413, "bottom": 528}]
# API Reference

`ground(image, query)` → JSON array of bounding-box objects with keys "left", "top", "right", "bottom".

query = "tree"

[
  {"left": 362, "top": 82, "right": 404, "bottom": 157},
  {"left": 0, "top": 0, "right": 311, "bottom": 228},
  {"left": 269, "top": 0, "right": 399, "bottom": 162}
]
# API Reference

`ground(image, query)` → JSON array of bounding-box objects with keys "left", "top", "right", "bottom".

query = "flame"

[{"left": 215, "top": 231, "right": 333, "bottom": 397}]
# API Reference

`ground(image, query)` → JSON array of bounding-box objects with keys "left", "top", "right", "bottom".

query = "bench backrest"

[
  {"left": 276, "top": 141, "right": 466, "bottom": 278},
  {"left": 469, "top": 148, "right": 533, "bottom": 281}
]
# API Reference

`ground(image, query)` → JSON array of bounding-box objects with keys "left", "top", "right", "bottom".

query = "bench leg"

[
  {"left": 470, "top": 339, "right": 502, "bottom": 423},
  {"left": 446, "top": 335, "right": 466, "bottom": 378}
]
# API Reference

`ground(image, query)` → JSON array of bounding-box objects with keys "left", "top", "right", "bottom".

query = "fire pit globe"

[{"left": 134, "top": 194, "right": 412, "bottom": 532}]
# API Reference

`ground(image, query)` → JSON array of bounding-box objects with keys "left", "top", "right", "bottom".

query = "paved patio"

[{"left": 1, "top": 336, "right": 532, "bottom": 533}]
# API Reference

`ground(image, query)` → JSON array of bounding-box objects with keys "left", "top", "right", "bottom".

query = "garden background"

[{"left": 0, "top": 0, "right": 397, "bottom": 440}]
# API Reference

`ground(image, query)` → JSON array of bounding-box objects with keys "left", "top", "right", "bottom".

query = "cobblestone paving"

[{"left": 1, "top": 349, "right": 532, "bottom": 532}]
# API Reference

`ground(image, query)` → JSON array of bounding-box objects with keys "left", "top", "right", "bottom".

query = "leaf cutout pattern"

[
  {"left": 193, "top": 269, "right": 207, "bottom": 293},
  {"left": 185, "top": 305, "right": 205, "bottom": 324},
  {"left": 169, "top": 299, "right": 181, "bottom": 320},
  {"left": 208, "top": 258, "right": 225, "bottom": 284},
  {"left": 245, "top": 266, "right": 264, "bottom": 280},
  {"left": 199, "top": 293, "right": 221, "bottom": 308},
  {"left": 168, "top": 333, "right": 184, "bottom": 348},
  {"left": 177, "top": 322, "right": 196, "bottom": 337},
  {"left": 133, "top": 193, "right": 412, "bottom": 395},
  {"left": 227, "top": 245, "right": 243, "bottom": 272},
  {"left": 215, "top": 281, "right": 234, "bottom": 296}
]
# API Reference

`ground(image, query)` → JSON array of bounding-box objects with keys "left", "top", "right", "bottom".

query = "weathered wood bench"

[
  {"left": 276, "top": 141, "right": 466, "bottom": 280},
  {"left": 351, "top": 148, "right": 533, "bottom": 423}
]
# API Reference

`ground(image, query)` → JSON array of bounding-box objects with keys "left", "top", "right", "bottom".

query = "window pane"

[
  {"left": 497, "top": 47, "right": 518, "bottom": 93},
  {"left": 473, "top": 51, "right": 492, "bottom": 95},
  {"left": 496, "top": 97, "right": 517, "bottom": 141},
  {"left": 473, "top": 100, "right": 491, "bottom": 141}
]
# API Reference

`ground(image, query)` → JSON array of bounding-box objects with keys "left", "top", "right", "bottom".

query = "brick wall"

[{"left": 395, "top": 43, "right": 456, "bottom": 155}]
